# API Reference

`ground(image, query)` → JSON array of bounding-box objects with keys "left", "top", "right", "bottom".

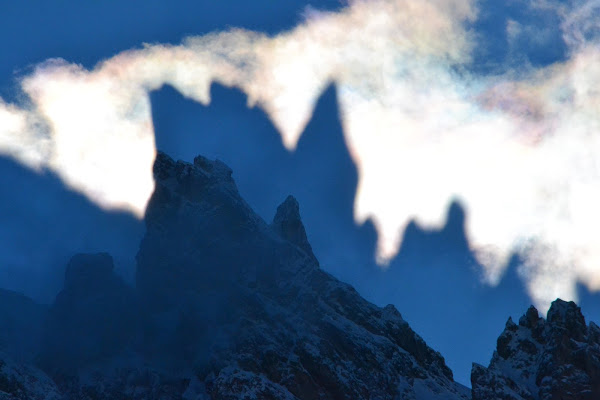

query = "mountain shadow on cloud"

[
  {"left": 0, "top": 155, "right": 143, "bottom": 303},
  {"left": 395, "top": 201, "right": 470, "bottom": 265},
  {"left": 152, "top": 82, "right": 292, "bottom": 220},
  {"left": 151, "top": 82, "right": 379, "bottom": 286},
  {"left": 373, "top": 200, "right": 532, "bottom": 385},
  {"left": 151, "top": 82, "right": 536, "bottom": 386}
]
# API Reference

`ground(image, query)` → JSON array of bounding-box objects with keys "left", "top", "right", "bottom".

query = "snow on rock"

[
  {"left": 472, "top": 299, "right": 600, "bottom": 400},
  {"left": 0, "top": 353, "right": 61, "bottom": 400},
  {"left": 133, "top": 152, "right": 469, "bottom": 399},
  {"left": 2, "top": 152, "right": 470, "bottom": 399},
  {"left": 7, "top": 150, "right": 600, "bottom": 399}
]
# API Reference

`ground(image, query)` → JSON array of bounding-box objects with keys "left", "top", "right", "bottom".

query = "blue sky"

[
  {"left": 1, "top": 0, "right": 600, "bottom": 387},
  {"left": 0, "top": 1, "right": 344, "bottom": 97}
]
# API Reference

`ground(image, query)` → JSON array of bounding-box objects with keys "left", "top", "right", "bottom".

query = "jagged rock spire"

[
  {"left": 1, "top": 152, "right": 469, "bottom": 400},
  {"left": 271, "top": 195, "right": 318, "bottom": 265},
  {"left": 134, "top": 153, "right": 467, "bottom": 399},
  {"left": 547, "top": 298, "right": 587, "bottom": 338},
  {"left": 518, "top": 305, "right": 542, "bottom": 329},
  {"left": 472, "top": 298, "right": 600, "bottom": 400}
]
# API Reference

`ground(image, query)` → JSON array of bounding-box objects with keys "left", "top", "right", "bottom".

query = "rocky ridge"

[
  {"left": 132, "top": 152, "right": 469, "bottom": 399},
  {"left": 1, "top": 152, "right": 470, "bottom": 399},
  {"left": 472, "top": 299, "right": 600, "bottom": 400},
  {"left": 3, "top": 152, "right": 600, "bottom": 399}
]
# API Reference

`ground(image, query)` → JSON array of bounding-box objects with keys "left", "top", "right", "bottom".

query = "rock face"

[
  {"left": 5, "top": 152, "right": 600, "bottom": 399},
  {"left": 472, "top": 299, "right": 600, "bottom": 400},
  {"left": 0, "top": 354, "right": 61, "bottom": 400},
  {"left": 134, "top": 152, "right": 469, "bottom": 399},
  {"left": 1, "top": 152, "right": 471, "bottom": 399},
  {"left": 271, "top": 195, "right": 319, "bottom": 266}
]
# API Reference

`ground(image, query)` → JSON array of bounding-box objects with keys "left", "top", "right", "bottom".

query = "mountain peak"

[
  {"left": 151, "top": 151, "right": 238, "bottom": 205},
  {"left": 274, "top": 194, "right": 300, "bottom": 218},
  {"left": 518, "top": 305, "right": 541, "bottom": 329},
  {"left": 547, "top": 298, "right": 586, "bottom": 330},
  {"left": 271, "top": 195, "right": 318, "bottom": 265},
  {"left": 134, "top": 153, "right": 468, "bottom": 399},
  {"left": 40, "top": 252, "right": 137, "bottom": 374},
  {"left": 2, "top": 152, "right": 470, "bottom": 400},
  {"left": 193, "top": 154, "right": 233, "bottom": 180},
  {"left": 505, "top": 316, "right": 517, "bottom": 331},
  {"left": 472, "top": 298, "right": 600, "bottom": 400}
]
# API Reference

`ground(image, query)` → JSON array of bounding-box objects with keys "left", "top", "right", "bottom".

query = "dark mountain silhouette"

[
  {"left": 0, "top": 153, "right": 471, "bottom": 399},
  {"left": 38, "top": 253, "right": 138, "bottom": 376},
  {"left": 0, "top": 156, "right": 143, "bottom": 303},
  {"left": 473, "top": 299, "right": 600, "bottom": 399},
  {"left": 150, "top": 82, "right": 538, "bottom": 384},
  {"left": 1, "top": 151, "right": 600, "bottom": 399},
  {"left": 0, "top": 80, "right": 595, "bottom": 391}
]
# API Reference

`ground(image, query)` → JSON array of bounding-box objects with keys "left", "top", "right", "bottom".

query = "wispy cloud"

[{"left": 2, "top": 0, "right": 600, "bottom": 310}]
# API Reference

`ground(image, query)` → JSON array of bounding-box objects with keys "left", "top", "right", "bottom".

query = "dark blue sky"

[
  {"left": 0, "top": 0, "right": 344, "bottom": 99},
  {"left": 0, "top": 0, "right": 594, "bottom": 387}
]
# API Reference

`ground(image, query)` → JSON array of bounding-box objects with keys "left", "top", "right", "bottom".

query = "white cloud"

[
  {"left": 561, "top": 0, "right": 600, "bottom": 50},
  {"left": 2, "top": 0, "right": 600, "bottom": 311},
  {"left": 0, "top": 99, "right": 49, "bottom": 169}
]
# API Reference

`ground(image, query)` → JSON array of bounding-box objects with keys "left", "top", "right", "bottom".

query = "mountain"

[
  {"left": 37, "top": 252, "right": 139, "bottom": 376},
  {"left": 4, "top": 151, "right": 600, "bottom": 399},
  {"left": 0, "top": 154, "right": 143, "bottom": 304},
  {"left": 0, "top": 152, "right": 470, "bottom": 399},
  {"left": 149, "top": 82, "right": 538, "bottom": 387},
  {"left": 0, "top": 353, "right": 61, "bottom": 400},
  {"left": 133, "top": 152, "right": 470, "bottom": 399},
  {"left": 472, "top": 299, "right": 600, "bottom": 400}
]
